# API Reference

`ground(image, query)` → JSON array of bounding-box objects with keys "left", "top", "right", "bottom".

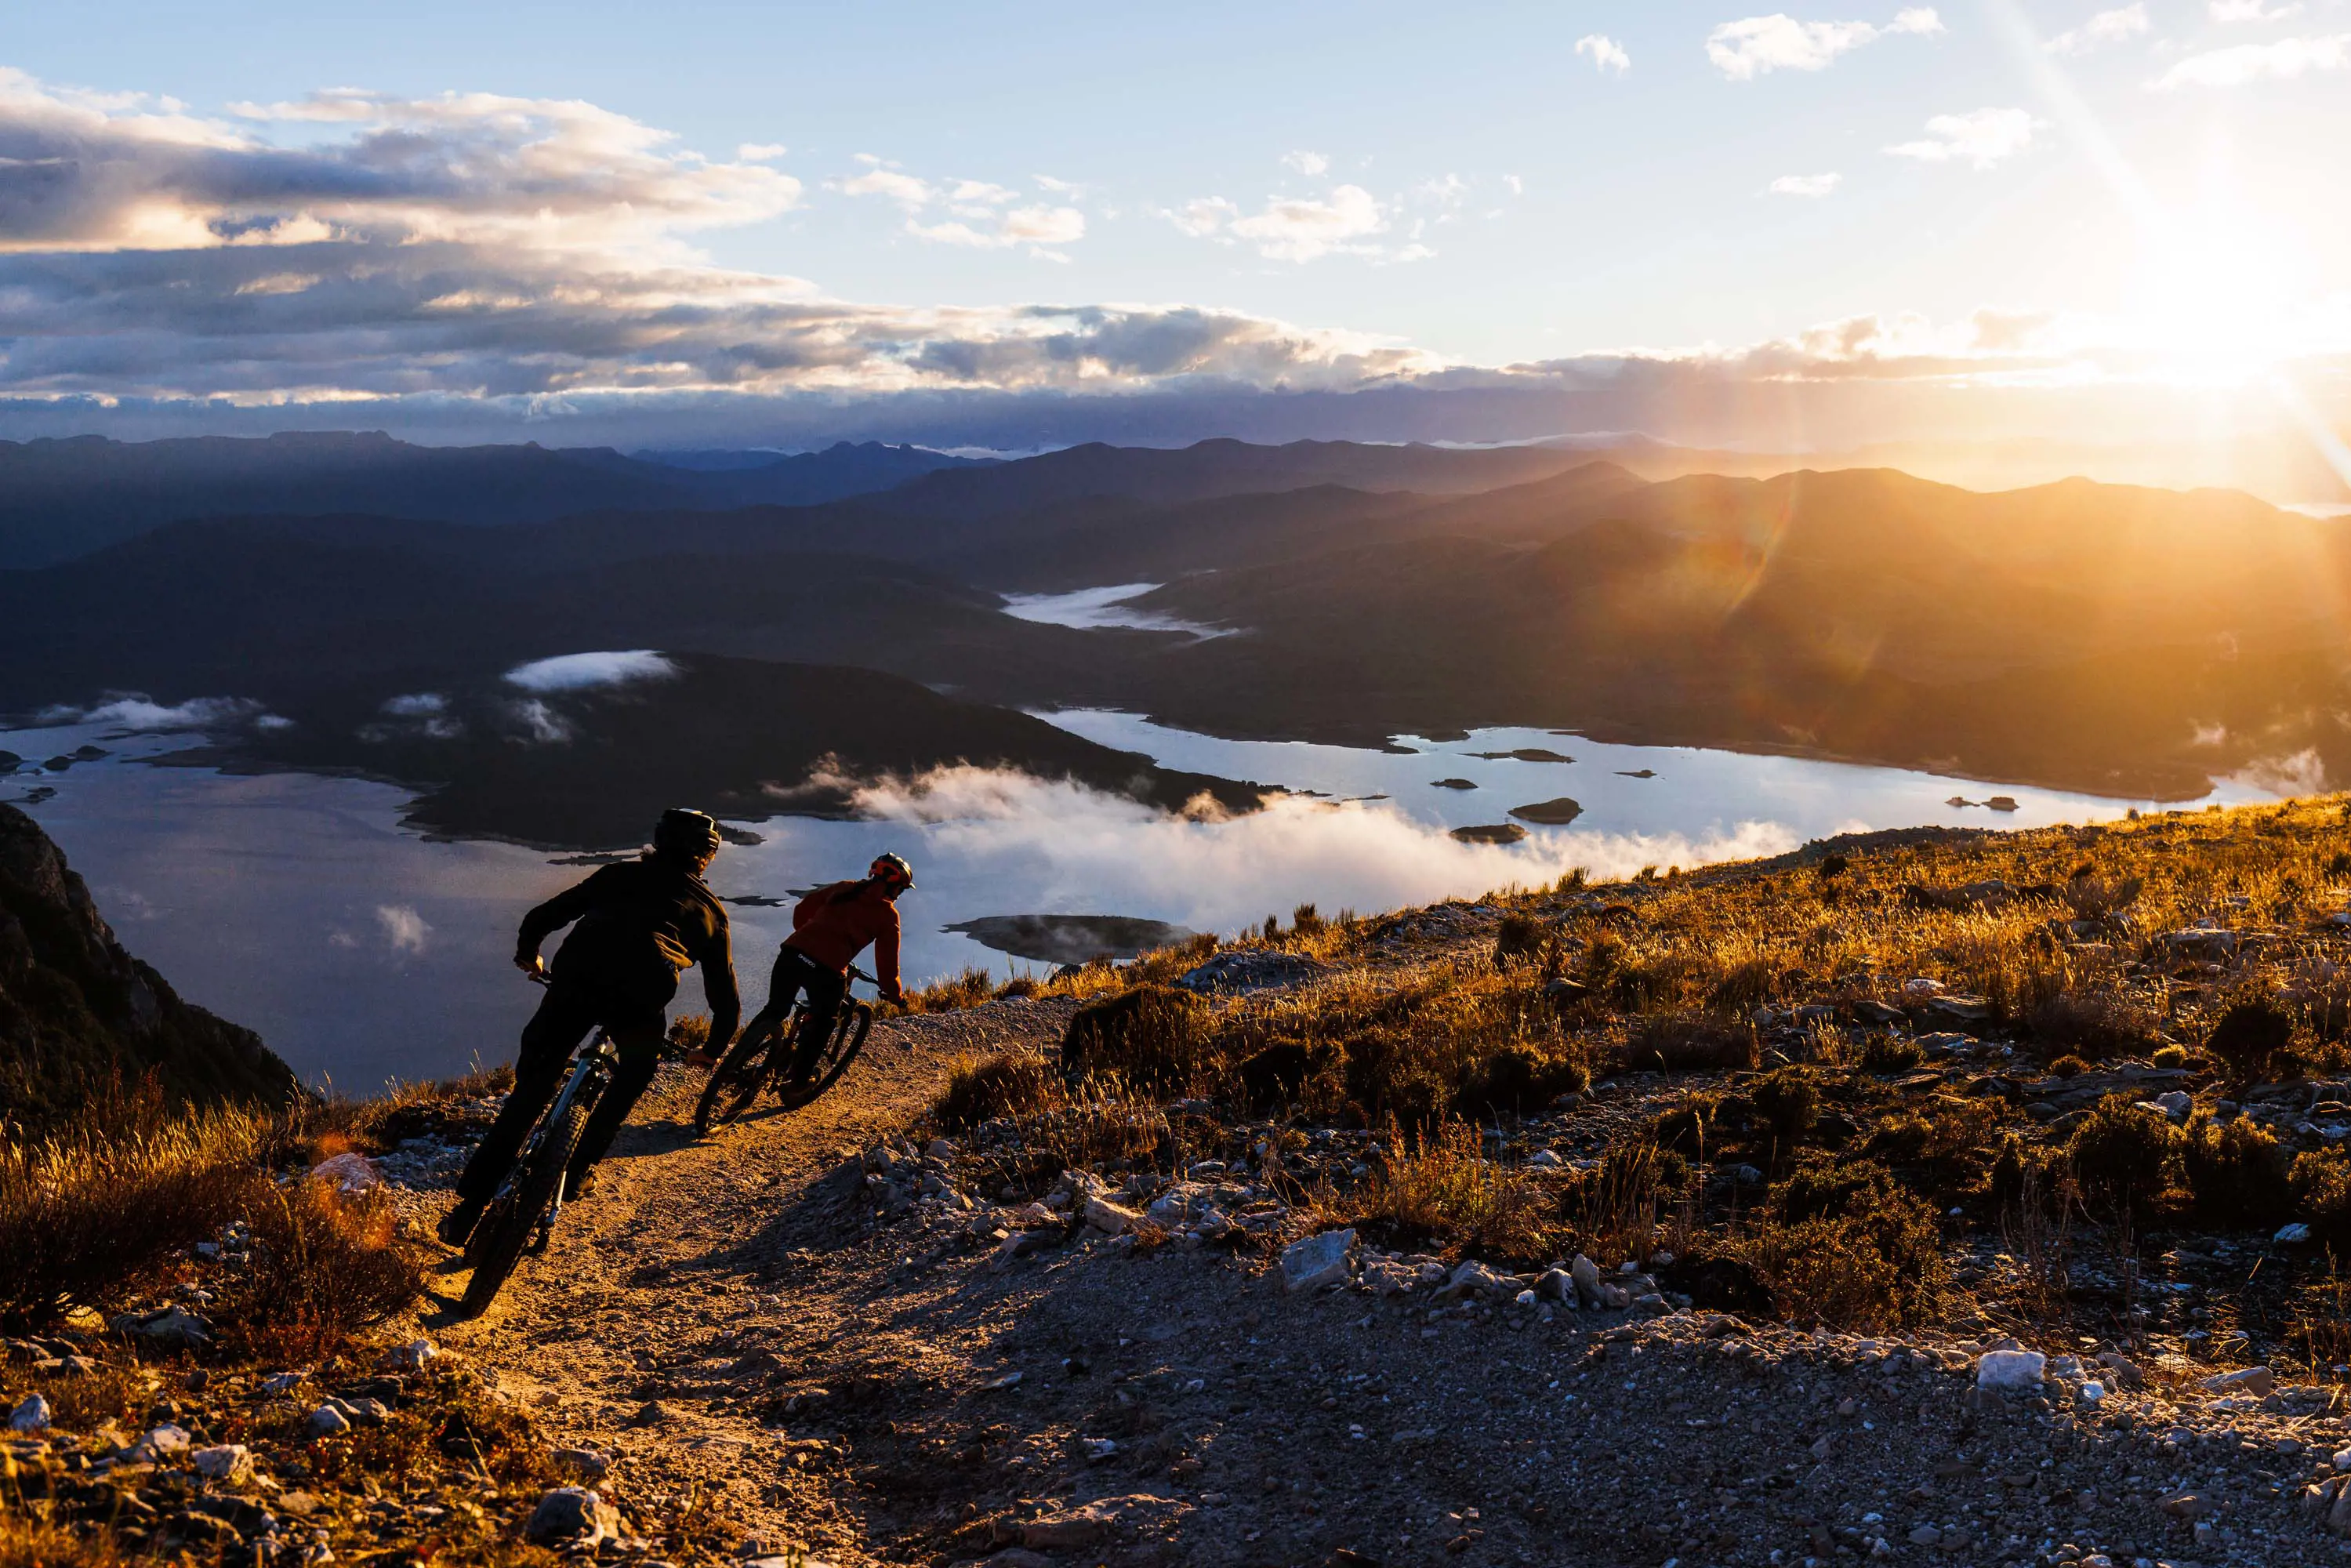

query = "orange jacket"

[{"left": 785, "top": 878, "right": 902, "bottom": 992}]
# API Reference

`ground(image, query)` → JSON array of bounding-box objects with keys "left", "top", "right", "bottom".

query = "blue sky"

[{"left": 2, "top": 2, "right": 2346, "bottom": 452}]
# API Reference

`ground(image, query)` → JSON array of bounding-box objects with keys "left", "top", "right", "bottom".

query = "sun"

[{"left": 2121, "top": 205, "right": 2312, "bottom": 383}]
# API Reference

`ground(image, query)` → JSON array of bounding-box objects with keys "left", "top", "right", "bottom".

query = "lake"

[{"left": 2, "top": 708, "right": 2286, "bottom": 1092}]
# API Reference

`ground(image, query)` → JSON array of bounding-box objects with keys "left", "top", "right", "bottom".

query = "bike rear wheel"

[
  {"left": 778, "top": 1003, "right": 874, "bottom": 1108},
  {"left": 694, "top": 1020, "right": 782, "bottom": 1135},
  {"left": 459, "top": 1094, "right": 590, "bottom": 1319}
]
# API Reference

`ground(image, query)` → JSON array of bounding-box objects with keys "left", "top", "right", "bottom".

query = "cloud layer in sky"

[
  {"left": 2152, "top": 34, "right": 2349, "bottom": 89},
  {"left": 1706, "top": 8, "right": 1943, "bottom": 79},
  {"left": 1884, "top": 107, "right": 2040, "bottom": 169}
]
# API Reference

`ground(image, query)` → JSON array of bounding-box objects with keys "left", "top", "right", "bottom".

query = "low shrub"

[
  {"left": 1235, "top": 1040, "right": 1341, "bottom": 1112},
  {"left": 2048, "top": 1054, "right": 2088, "bottom": 1079},
  {"left": 2180, "top": 1114, "right": 2293, "bottom": 1230},
  {"left": 1857, "top": 1033, "right": 1923, "bottom": 1074},
  {"left": 908, "top": 966, "right": 1002, "bottom": 1014},
  {"left": 1747, "top": 1068, "right": 1819, "bottom": 1148},
  {"left": 2030, "top": 989, "right": 2161, "bottom": 1061},
  {"left": 1565, "top": 1141, "right": 1687, "bottom": 1266},
  {"left": 1348, "top": 1120, "right": 1558, "bottom": 1267},
  {"left": 1745, "top": 1158, "right": 1945, "bottom": 1329},
  {"left": 1618, "top": 1014, "right": 1758, "bottom": 1074},
  {"left": 2150, "top": 1044, "right": 2189, "bottom": 1069},
  {"left": 2206, "top": 999, "right": 2296, "bottom": 1087},
  {"left": 1060, "top": 985, "right": 1206, "bottom": 1096},
  {"left": 2291, "top": 1149, "right": 2351, "bottom": 1251},
  {"left": 0, "top": 1096, "right": 273, "bottom": 1329},
  {"left": 2067, "top": 1093, "right": 2179, "bottom": 1216},
  {"left": 1493, "top": 913, "right": 1547, "bottom": 970},
  {"left": 216, "top": 1179, "right": 424, "bottom": 1363},
  {"left": 1453, "top": 1045, "right": 1587, "bottom": 1121},
  {"left": 933, "top": 1051, "right": 1059, "bottom": 1131}
]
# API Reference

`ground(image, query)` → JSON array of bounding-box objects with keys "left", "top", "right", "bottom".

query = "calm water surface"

[{"left": 2, "top": 710, "right": 2284, "bottom": 1091}]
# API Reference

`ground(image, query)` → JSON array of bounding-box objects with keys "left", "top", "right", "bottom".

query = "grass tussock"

[
  {"left": 932, "top": 1050, "right": 1061, "bottom": 1131},
  {"left": 1347, "top": 1120, "right": 1559, "bottom": 1267}
]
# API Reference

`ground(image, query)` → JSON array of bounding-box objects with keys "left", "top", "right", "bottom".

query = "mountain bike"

[
  {"left": 692, "top": 966, "right": 878, "bottom": 1135},
  {"left": 457, "top": 1007, "right": 619, "bottom": 1319}
]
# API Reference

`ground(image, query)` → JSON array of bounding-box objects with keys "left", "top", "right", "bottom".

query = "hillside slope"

[{"left": 0, "top": 804, "right": 298, "bottom": 1132}]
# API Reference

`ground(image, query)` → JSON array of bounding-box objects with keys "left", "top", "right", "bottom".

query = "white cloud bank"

[
  {"left": 2152, "top": 34, "right": 2349, "bottom": 88},
  {"left": 1706, "top": 9, "right": 1943, "bottom": 79},
  {"left": 838, "top": 765, "right": 1798, "bottom": 933},
  {"left": 1885, "top": 107, "right": 2040, "bottom": 169},
  {"left": 503, "top": 650, "right": 680, "bottom": 691},
  {"left": 1770, "top": 172, "right": 1843, "bottom": 197},
  {"left": 36, "top": 694, "right": 284, "bottom": 731}
]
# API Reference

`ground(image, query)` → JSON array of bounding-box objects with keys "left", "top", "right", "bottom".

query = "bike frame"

[{"left": 503, "top": 1031, "right": 618, "bottom": 1222}]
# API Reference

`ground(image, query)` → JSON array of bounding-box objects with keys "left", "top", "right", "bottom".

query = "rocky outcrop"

[{"left": 0, "top": 804, "right": 296, "bottom": 1134}]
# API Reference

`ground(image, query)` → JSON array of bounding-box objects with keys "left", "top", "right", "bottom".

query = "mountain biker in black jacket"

[{"left": 438, "top": 808, "right": 738, "bottom": 1248}]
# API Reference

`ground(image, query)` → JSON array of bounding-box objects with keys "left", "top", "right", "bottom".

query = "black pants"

[
  {"left": 455, "top": 983, "right": 666, "bottom": 1205},
  {"left": 745, "top": 946, "right": 845, "bottom": 1082}
]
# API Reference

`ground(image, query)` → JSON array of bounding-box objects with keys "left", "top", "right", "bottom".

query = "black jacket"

[{"left": 518, "top": 858, "right": 738, "bottom": 1038}]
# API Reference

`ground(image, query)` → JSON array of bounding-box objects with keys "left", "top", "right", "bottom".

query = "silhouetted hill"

[
  {"left": 230, "top": 654, "right": 1265, "bottom": 849},
  {"left": 1, "top": 806, "right": 298, "bottom": 1134},
  {"left": 0, "top": 433, "right": 988, "bottom": 568},
  {"left": 626, "top": 441, "right": 995, "bottom": 494},
  {"left": 870, "top": 437, "right": 1600, "bottom": 519}
]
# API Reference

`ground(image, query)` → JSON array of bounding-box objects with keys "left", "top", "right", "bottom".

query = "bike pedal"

[{"left": 524, "top": 1222, "right": 553, "bottom": 1256}]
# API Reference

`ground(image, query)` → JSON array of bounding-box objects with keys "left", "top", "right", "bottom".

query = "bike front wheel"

[{"left": 459, "top": 1094, "right": 590, "bottom": 1319}]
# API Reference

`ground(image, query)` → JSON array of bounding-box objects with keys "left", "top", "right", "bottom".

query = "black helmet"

[
  {"left": 869, "top": 852, "right": 913, "bottom": 891},
  {"left": 654, "top": 808, "right": 723, "bottom": 859}
]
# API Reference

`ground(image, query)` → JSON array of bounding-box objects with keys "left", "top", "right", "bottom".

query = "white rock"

[
  {"left": 1526, "top": 1149, "right": 1562, "bottom": 1168},
  {"left": 2078, "top": 1381, "right": 2106, "bottom": 1405},
  {"left": 1281, "top": 1229, "right": 1356, "bottom": 1293},
  {"left": 2155, "top": 1091, "right": 2193, "bottom": 1121},
  {"left": 1570, "top": 1254, "right": 1605, "bottom": 1306},
  {"left": 1903, "top": 977, "right": 1945, "bottom": 996},
  {"left": 2200, "top": 1365, "right": 2276, "bottom": 1397},
  {"left": 388, "top": 1338, "right": 437, "bottom": 1371},
  {"left": 309, "top": 1152, "right": 379, "bottom": 1192},
  {"left": 306, "top": 1404, "right": 352, "bottom": 1438},
  {"left": 135, "top": 1424, "right": 191, "bottom": 1461},
  {"left": 1975, "top": 1349, "right": 2047, "bottom": 1391},
  {"left": 193, "top": 1444, "right": 254, "bottom": 1486},
  {"left": 2277, "top": 1222, "right": 2315, "bottom": 1244},
  {"left": 1082, "top": 1195, "right": 1143, "bottom": 1236},
  {"left": 9, "top": 1395, "right": 50, "bottom": 1432},
  {"left": 1514, "top": 1289, "right": 1536, "bottom": 1307}
]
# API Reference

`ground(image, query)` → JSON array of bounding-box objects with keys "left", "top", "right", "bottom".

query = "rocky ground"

[{"left": 17, "top": 811, "right": 2351, "bottom": 1567}]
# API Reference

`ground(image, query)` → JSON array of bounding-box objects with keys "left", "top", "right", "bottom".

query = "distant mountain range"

[
  {"left": 0, "top": 433, "right": 990, "bottom": 568},
  {"left": 5, "top": 431, "right": 2347, "bottom": 821}
]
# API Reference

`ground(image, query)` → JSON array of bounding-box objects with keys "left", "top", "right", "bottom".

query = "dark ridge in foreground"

[{"left": 0, "top": 804, "right": 299, "bottom": 1134}]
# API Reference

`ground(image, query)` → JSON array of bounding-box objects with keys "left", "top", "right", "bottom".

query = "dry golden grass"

[
  {"left": 932, "top": 1051, "right": 1061, "bottom": 1130},
  {"left": 1343, "top": 1120, "right": 1559, "bottom": 1267}
]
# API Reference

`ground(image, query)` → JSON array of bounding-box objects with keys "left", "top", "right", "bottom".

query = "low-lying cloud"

[
  {"left": 502, "top": 650, "right": 680, "bottom": 691},
  {"left": 1885, "top": 108, "right": 2040, "bottom": 169},
  {"left": 836, "top": 764, "right": 1798, "bottom": 936},
  {"left": 37, "top": 694, "right": 285, "bottom": 731}
]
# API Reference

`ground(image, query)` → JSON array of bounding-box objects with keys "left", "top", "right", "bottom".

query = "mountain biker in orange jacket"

[
  {"left": 439, "top": 808, "right": 738, "bottom": 1248},
  {"left": 747, "top": 852, "right": 912, "bottom": 1084}
]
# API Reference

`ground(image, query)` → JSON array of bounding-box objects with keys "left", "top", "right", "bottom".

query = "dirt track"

[
  {"left": 425, "top": 1000, "right": 1066, "bottom": 1563},
  {"left": 417, "top": 993, "right": 2351, "bottom": 1568}
]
